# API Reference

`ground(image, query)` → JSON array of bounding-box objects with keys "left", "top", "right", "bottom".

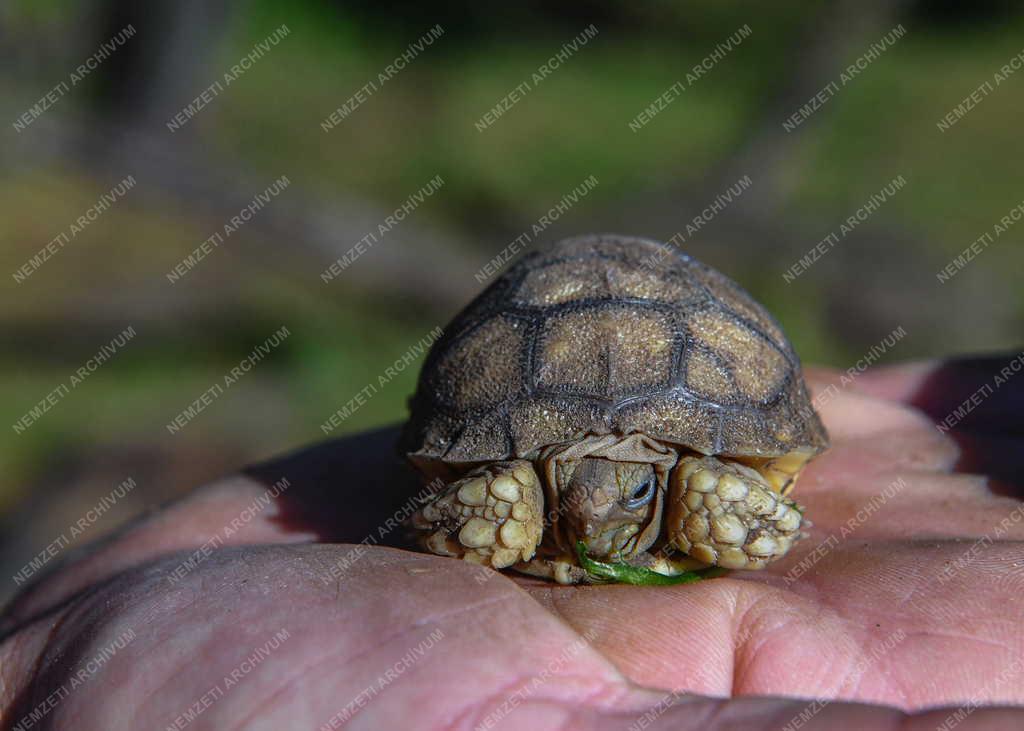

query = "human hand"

[{"left": 2, "top": 357, "right": 1023, "bottom": 730}]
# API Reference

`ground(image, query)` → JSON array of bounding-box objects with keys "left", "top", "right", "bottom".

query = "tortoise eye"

[{"left": 624, "top": 477, "right": 655, "bottom": 510}]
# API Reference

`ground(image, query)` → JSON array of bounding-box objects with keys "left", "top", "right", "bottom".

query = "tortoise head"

[{"left": 558, "top": 457, "right": 661, "bottom": 560}]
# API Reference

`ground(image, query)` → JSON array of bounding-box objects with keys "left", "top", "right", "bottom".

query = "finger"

[
  {"left": 942, "top": 430, "right": 1024, "bottom": 493},
  {"left": 846, "top": 354, "right": 1024, "bottom": 434},
  {"left": 807, "top": 360, "right": 1024, "bottom": 492},
  {"left": 805, "top": 372, "right": 934, "bottom": 442},
  {"left": 794, "top": 416, "right": 1024, "bottom": 539}
]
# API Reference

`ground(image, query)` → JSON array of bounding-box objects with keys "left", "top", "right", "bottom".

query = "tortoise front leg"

[
  {"left": 409, "top": 460, "right": 543, "bottom": 569},
  {"left": 665, "top": 455, "right": 805, "bottom": 570}
]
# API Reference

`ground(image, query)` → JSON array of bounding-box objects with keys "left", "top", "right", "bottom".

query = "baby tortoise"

[{"left": 401, "top": 234, "right": 828, "bottom": 584}]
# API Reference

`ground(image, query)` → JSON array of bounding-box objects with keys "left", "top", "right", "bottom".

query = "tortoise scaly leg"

[
  {"left": 666, "top": 455, "right": 805, "bottom": 569},
  {"left": 409, "top": 460, "right": 543, "bottom": 569}
]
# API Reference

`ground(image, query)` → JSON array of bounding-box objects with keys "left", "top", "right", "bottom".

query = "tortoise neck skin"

[{"left": 536, "top": 434, "right": 678, "bottom": 560}]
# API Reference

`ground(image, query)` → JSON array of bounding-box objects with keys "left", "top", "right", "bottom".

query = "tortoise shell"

[{"left": 401, "top": 234, "right": 828, "bottom": 464}]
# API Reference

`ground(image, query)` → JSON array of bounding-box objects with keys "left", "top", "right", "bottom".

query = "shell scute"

[{"left": 401, "top": 235, "right": 828, "bottom": 462}]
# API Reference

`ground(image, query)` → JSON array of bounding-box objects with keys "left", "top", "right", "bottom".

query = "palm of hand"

[{"left": 2, "top": 361, "right": 1023, "bottom": 730}]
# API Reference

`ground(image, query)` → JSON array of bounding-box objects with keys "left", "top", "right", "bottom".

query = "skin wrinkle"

[
  {"left": 878, "top": 631, "right": 1003, "bottom": 712},
  {"left": 15, "top": 553, "right": 273, "bottom": 725},
  {"left": 136, "top": 631, "right": 227, "bottom": 730},
  {"left": 139, "top": 624, "right": 226, "bottom": 714},
  {"left": 524, "top": 583, "right": 626, "bottom": 658},
  {"left": 403, "top": 587, "right": 518, "bottom": 633},
  {"left": 226, "top": 642, "right": 372, "bottom": 731},
  {"left": 446, "top": 674, "right": 534, "bottom": 731},
  {"left": 893, "top": 552, "right": 985, "bottom": 613},
  {"left": 587, "top": 677, "right": 636, "bottom": 711},
  {"left": 515, "top": 585, "right": 700, "bottom": 702},
  {"left": 897, "top": 627, "right": 1016, "bottom": 658},
  {"left": 37, "top": 565, "right": 226, "bottom": 724},
  {"left": 805, "top": 549, "right": 1021, "bottom": 707},
  {"left": 557, "top": 679, "right": 643, "bottom": 728},
  {"left": 36, "top": 550, "right": 516, "bottom": 730},
  {"left": 543, "top": 583, "right": 729, "bottom": 695},
  {"left": 1, "top": 575, "right": 96, "bottom": 643},
  {"left": 555, "top": 576, "right": 872, "bottom": 700},
  {"left": 862, "top": 627, "right": 909, "bottom": 712},
  {"left": 740, "top": 575, "right": 898, "bottom": 701},
  {"left": 454, "top": 673, "right": 629, "bottom": 731},
  {"left": 828, "top": 634, "right": 888, "bottom": 700},
  {"left": 730, "top": 589, "right": 807, "bottom": 696},
  {"left": 235, "top": 553, "right": 541, "bottom": 729},
  {"left": 749, "top": 602, "right": 843, "bottom": 696},
  {"left": 0, "top": 613, "right": 66, "bottom": 728},
  {"left": 719, "top": 579, "right": 753, "bottom": 695},
  {"left": 0, "top": 632, "right": 30, "bottom": 708},
  {"left": 1, "top": 523, "right": 210, "bottom": 638}
]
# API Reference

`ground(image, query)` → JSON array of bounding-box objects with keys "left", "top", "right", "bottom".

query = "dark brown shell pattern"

[{"left": 401, "top": 235, "right": 828, "bottom": 465}]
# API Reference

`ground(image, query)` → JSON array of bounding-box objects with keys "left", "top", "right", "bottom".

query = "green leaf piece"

[{"left": 575, "top": 542, "right": 725, "bottom": 586}]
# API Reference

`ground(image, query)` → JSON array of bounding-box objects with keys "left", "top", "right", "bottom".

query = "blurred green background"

[{"left": 1, "top": 0, "right": 1022, "bottom": 600}]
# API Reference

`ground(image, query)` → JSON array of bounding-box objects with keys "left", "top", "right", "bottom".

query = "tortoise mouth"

[{"left": 568, "top": 520, "right": 642, "bottom": 560}]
